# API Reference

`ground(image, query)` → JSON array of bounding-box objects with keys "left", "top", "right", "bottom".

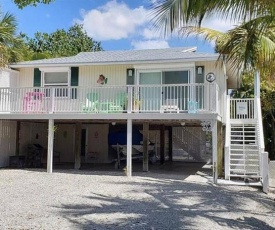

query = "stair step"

[
  {"left": 230, "top": 164, "right": 259, "bottom": 167},
  {"left": 229, "top": 174, "right": 261, "bottom": 178},
  {"left": 230, "top": 169, "right": 260, "bottom": 173},
  {"left": 230, "top": 160, "right": 259, "bottom": 162}
]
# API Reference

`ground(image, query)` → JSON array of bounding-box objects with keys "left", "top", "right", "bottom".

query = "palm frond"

[{"left": 151, "top": 0, "right": 275, "bottom": 36}]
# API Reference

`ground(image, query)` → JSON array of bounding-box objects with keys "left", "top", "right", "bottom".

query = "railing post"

[
  {"left": 50, "top": 88, "right": 55, "bottom": 113},
  {"left": 127, "top": 86, "right": 133, "bottom": 113}
]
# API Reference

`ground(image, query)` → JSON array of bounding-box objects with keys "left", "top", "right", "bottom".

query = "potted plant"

[{"left": 132, "top": 96, "right": 141, "bottom": 112}]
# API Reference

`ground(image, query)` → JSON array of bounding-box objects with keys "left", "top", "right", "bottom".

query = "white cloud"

[
  {"left": 142, "top": 28, "right": 163, "bottom": 39},
  {"left": 76, "top": 0, "right": 149, "bottom": 41},
  {"left": 131, "top": 40, "right": 169, "bottom": 50},
  {"left": 202, "top": 17, "right": 235, "bottom": 32}
]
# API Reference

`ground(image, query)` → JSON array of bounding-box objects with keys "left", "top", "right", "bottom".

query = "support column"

[
  {"left": 160, "top": 125, "right": 165, "bottom": 165},
  {"left": 127, "top": 119, "right": 132, "bottom": 177},
  {"left": 217, "top": 122, "right": 224, "bottom": 177},
  {"left": 74, "top": 122, "right": 82, "bottom": 170},
  {"left": 212, "top": 120, "right": 218, "bottom": 183},
  {"left": 47, "top": 119, "right": 54, "bottom": 173},
  {"left": 15, "top": 121, "right": 20, "bottom": 156},
  {"left": 143, "top": 122, "right": 149, "bottom": 172},
  {"left": 168, "top": 127, "right": 173, "bottom": 162}
]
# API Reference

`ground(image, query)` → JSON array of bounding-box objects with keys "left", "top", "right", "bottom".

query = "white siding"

[
  {"left": 17, "top": 65, "right": 133, "bottom": 88},
  {"left": 0, "top": 69, "right": 19, "bottom": 87},
  {"left": 0, "top": 120, "right": 17, "bottom": 167},
  {"left": 79, "top": 64, "right": 133, "bottom": 87},
  {"left": 196, "top": 61, "right": 227, "bottom": 122},
  {"left": 18, "top": 68, "right": 34, "bottom": 87}
]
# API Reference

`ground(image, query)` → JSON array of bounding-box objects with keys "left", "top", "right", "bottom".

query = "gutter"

[{"left": 9, "top": 55, "right": 220, "bottom": 68}]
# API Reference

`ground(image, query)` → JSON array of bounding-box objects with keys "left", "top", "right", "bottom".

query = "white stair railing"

[
  {"left": 255, "top": 97, "right": 269, "bottom": 192},
  {"left": 173, "top": 127, "right": 205, "bottom": 161},
  {"left": 226, "top": 96, "right": 263, "bottom": 180},
  {"left": 224, "top": 95, "right": 231, "bottom": 179}
]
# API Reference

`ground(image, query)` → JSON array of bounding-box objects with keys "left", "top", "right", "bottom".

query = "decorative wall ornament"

[
  {"left": 201, "top": 120, "right": 212, "bottom": 132},
  {"left": 97, "top": 74, "right": 108, "bottom": 85},
  {"left": 206, "top": 72, "right": 216, "bottom": 83}
]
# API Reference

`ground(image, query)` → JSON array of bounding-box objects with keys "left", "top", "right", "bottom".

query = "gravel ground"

[{"left": 0, "top": 168, "right": 275, "bottom": 230}]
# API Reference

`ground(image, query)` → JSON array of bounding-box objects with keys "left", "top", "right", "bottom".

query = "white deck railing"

[
  {"left": 229, "top": 98, "right": 255, "bottom": 119},
  {"left": 0, "top": 83, "right": 219, "bottom": 114}
]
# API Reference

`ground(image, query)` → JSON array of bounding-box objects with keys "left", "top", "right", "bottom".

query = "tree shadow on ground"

[{"left": 56, "top": 177, "right": 275, "bottom": 230}]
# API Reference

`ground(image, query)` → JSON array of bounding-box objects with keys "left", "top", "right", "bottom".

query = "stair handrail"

[
  {"left": 255, "top": 97, "right": 266, "bottom": 182},
  {"left": 255, "top": 97, "right": 265, "bottom": 151},
  {"left": 224, "top": 95, "right": 231, "bottom": 179}
]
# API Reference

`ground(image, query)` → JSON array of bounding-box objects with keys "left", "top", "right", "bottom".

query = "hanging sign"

[{"left": 236, "top": 102, "right": 248, "bottom": 115}]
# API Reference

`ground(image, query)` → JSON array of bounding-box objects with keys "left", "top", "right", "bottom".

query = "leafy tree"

[
  {"left": 0, "top": 10, "right": 24, "bottom": 66},
  {"left": 232, "top": 71, "right": 275, "bottom": 159},
  {"left": 22, "top": 24, "right": 103, "bottom": 59},
  {"left": 13, "top": 0, "right": 55, "bottom": 9}
]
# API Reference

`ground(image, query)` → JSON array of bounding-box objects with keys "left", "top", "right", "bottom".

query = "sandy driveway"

[{"left": 0, "top": 169, "right": 274, "bottom": 230}]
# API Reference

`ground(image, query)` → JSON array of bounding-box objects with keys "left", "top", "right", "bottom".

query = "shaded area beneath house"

[{"left": 44, "top": 161, "right": 213, "bottom": 181}]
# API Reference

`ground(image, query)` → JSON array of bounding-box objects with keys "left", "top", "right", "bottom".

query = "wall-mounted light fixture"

[{"left": 111, "top": 122, "right": 116, "bottom": 126}]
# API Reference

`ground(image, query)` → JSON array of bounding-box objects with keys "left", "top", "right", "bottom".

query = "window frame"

[{"left": 40, "top": 67, "right": 71, "bottom": 98}]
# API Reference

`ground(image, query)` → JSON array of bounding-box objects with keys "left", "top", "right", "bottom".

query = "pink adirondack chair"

[{"left": 23, "top": 92, "right": 44, "bottom": 113}]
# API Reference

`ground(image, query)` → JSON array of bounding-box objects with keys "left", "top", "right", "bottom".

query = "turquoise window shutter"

[
  {"left": 33, "top": 68, "right": 41, "bottom": 87},
  {"left": 71, "top": 67, "right": 79, "bottom": 99}
]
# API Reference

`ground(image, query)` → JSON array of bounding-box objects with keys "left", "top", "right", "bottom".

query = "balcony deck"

[{"left": 0, "top": 84, "right": 220, "bottom": 120}]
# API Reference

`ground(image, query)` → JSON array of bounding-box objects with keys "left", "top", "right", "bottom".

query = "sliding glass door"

[
  {"left": 139, "top": 72, "right": 161, "bottom": 111},
  {"left": 139, "top": 69, "right": 193, "bottom": 111},
  {"left": 162, "top": 70, "right": 190, "bottom": 110}
]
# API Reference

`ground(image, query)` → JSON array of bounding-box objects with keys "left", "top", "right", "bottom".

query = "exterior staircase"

[
  {"left": 225, "top": 97, "right": 264, "bottom": 181},
  {"left": 173, "top": 127, "right": 208, "bottom": 162},
  {"left": 229, "top": 123, "right": 260, "bottom": 178}
]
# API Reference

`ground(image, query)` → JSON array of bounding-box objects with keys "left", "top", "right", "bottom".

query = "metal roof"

[{"left": 10, "top": 47, "right": 219, "bottom": 68}]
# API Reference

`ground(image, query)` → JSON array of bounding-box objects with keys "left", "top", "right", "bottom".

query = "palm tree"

[
  {"left": 152, "top": 0, "right": 275, "bottom": 71},
  {"left": 152, "top": 0, "right": 275, "bottom": 33},
  {"left": 179, "top": 20, "right": 275, "bottom": 71},
  {"left": 0, "top": 11, "right": 23, "bottom": 66}
]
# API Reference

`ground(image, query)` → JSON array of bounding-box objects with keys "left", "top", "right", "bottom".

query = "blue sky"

[{"left": 2, "top": 0, "right": 232, "bottom": 52}]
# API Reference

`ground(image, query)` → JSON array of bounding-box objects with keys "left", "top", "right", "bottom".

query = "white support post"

[
  {"left": 262, "top": 152, "right": 269, "bottom": 193},
  {"left": 212, "top": 119, "right": 218, "bottom": 183},
  {"left": 127, "top": 118, "right": 132, "bottom": 177},
  {"left": 254, "top": 70, "right": 260, "bottom": 98},
  {"left": 47, "top": 119, "right": 54, "bottom": 173}
]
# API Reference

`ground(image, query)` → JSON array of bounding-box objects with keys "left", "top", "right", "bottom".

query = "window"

[{"left": 41, "top": 68, "right": 70, "bottom": 97}]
